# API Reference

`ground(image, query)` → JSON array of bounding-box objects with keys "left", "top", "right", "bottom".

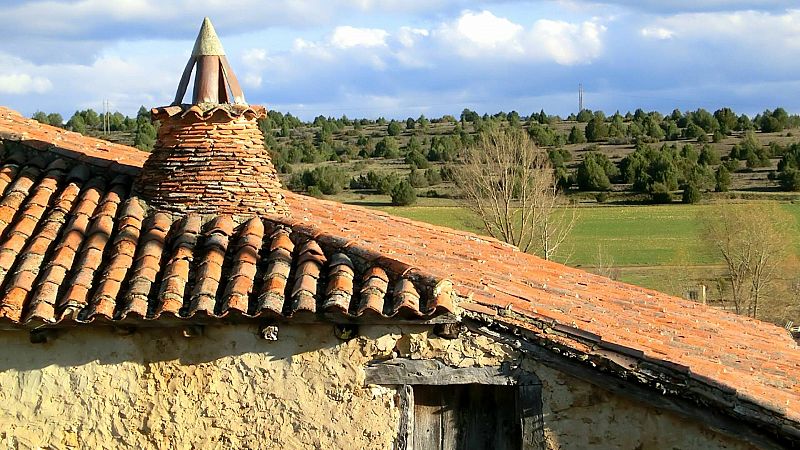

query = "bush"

[
  {"left": 681, "top": 184, "right": 702, "bottom": 203},
  {"left": 408, "top": 168, "right": 428, "bottom": 188},
  {"left": 698, "top": 145, "right": 720, "bottom": 166},
  {"left": 650, "top": 182, "right": 672, "bottom": 203},
  {"left": 405, "top": 150, "right": 430, "bottom": 169},
  {"left": 779, "top": 168, "right": 800, "bottom": 191},
  {"left": 387, "top": 121, "right": 402, "bottom": 136},
  {"left": 425, "top": 168, "right": 443, "bottom": 185},
  {"left": 374, "top": 137, "right": 400, "bottom": 158},
  {"left": 576, "top": 152, "right": 618, "bottom": 191},
  {"left": 391, "top": 180, "right": 417, "bottom": 205},
  {"left": 595, "top": 192, "right": 609, "bottom": 203},
  {"left": 715, "top": 166, "right": 731, "bottom": 192},
  {"left": 585, "top": 116, "right": 608, "bottom": 142},
  {"left": 307, "top": 185, "right": 324, "bottom": 198},
  {"left": 299, "top": 166, "right": 349, "bottom": 195}
]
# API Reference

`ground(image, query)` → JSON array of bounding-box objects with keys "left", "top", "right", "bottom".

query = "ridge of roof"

[{"left": 1, "top": 106, "right": 800, "bottom": 440}]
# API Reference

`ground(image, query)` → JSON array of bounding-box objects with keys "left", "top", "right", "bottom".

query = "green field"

[{"left": 363, "top": 201, "right": 800, "bottom": 294}]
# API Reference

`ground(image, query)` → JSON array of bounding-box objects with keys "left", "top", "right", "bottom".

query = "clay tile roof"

[{"left": 1, "top": 106, "right": 800, "bottom": 439}]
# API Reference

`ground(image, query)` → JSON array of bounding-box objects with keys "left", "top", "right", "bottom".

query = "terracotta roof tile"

[{"left": 1, "top": 106, "right": 799, "bottom": 439}]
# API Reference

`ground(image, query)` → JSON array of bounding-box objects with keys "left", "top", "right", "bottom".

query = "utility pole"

[{"left": 578, "top": 83, "right": 584, "bottom": 113}]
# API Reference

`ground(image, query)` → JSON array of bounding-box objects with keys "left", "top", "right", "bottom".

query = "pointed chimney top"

[
  {"left": 171, "top": 17, "right": 246, "bottom": 106},
  {"left": 192, "top": 17, "right": 226, "bottom": 56}
]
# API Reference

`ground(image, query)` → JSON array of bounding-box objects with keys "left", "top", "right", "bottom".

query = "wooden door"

[{"left": 413, "top": 384, "right": 520, "bottom": 450}]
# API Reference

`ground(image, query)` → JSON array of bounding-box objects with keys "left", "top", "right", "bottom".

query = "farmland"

[{"left": 364, "top": 198, "right": 800, "bottom": 296}]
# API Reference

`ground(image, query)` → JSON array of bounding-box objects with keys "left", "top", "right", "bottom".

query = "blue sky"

[{"left": 1, "top": 0, "right": 799, "bottom": 120}]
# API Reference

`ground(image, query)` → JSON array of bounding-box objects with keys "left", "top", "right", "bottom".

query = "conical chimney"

[{"left": 134, "top": 17, "right": 289, "bottom": 219}]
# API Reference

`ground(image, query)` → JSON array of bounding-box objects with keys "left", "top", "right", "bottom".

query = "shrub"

[
  {"left": 715, "top": 166, "right": 731, "bottom": 192},
  {"left": 307, "top": 185, "right": 324, "bottom": 198},
  {"left": 374, "top": 137, "right": 400, "bottom": 158},
  {"left": 585, "top": 116, "right": 608, "bottom": 142},
  {"left": 299, "top": 166, "right": 349, "bottom": 195},
  {"left": 425, "top": 168, "right": 443, "bottom": 185},
  {"left": 576, "top": 152, "right": 618, "bottom": 191},
  {"left": 387, "top": 121, "right": 402, "bottom": 136},
  {"left": 779, "top": 168, "right": 800, "bottom": 191},
  {"left": 682, "top": 184, "right": 702, "bottom": 203},
  {"left": 391, "top": 180, "right": 417, "bottom": 206},
  {"left": 595, "top": 192, "right": 609, "bottom": 203},
  {"left": 408, "top": 168, "right": 428, "bottom": 188},
  {"left": 650, "top": 182, "right": 672, "bottom": 203},
  {"left": 405, "top": 150, "right": 430, "bottom": 169}
]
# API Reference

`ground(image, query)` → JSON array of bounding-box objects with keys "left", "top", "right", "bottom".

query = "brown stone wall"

[
  {"left": 135, "top": 114, "right": 289, "bottom": 217},
  {"left": 0, "top": 325, "right": 761, "bottom": 449}
]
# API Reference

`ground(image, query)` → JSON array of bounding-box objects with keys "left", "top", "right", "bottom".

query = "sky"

[{"left": 1, "top": 0, "right": 799, "bottom": 120}]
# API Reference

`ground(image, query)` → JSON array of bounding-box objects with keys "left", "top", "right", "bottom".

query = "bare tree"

[
  {"left": 703, "top": 203, "right": 790, "bottom": 318},
  {"left": 455, "top": 127, "right": 576, "bottom": 260},
  {"left": 593, "top": 244, "right": 619, "bottom": 280}
]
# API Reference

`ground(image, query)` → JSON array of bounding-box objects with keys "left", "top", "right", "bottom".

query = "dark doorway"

[{"left": 413, "top": 384, "right": 520, "bottom": 450}]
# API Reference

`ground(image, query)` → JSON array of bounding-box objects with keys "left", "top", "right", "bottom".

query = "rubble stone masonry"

[
  {"left": 0, "top": 325, "right": 757, "bottom": 449},
  {"left": 135, "top": 111, "right": 289, "bottom": 218}
]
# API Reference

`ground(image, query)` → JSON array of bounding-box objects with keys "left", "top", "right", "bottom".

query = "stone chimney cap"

[{"left": 192, "top": 17, "right": 226, "bottom": 56}]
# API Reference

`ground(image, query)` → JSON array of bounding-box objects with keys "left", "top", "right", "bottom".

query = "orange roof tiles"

[
  {"left": 1, "top": 106, "right": 799, "bottom": 438},
  {"left": 0, "top": 107, "right": 147, "bottom": 174}
]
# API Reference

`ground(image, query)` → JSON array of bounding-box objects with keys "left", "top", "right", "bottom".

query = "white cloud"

[
  {"left": 643, "top": 9, "right": 800, "bottom": 45},
  {"left": 640, "top": 27, "right": 675, "bottom": 39},
  {"left": 0, "top": 73, "right": 52, "bottom": 95},
  {"left": 330, "top": 26, "right": 389, "bottom": 49},
  {"left": 449, "top": 10, "right": 524, "bottom": 48},
  {"left": 529, "top": 19, "right": 606, "bottom": 65},
  {"left": 437, "top": 10, "right": 606, "bottom": 64},
  {"left": 397, "top": 27, "right": 429, "bottom": 48}
]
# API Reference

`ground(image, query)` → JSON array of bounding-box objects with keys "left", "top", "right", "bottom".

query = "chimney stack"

[{"left": 134, "top": 18, "right": 289, "bottom": 218}]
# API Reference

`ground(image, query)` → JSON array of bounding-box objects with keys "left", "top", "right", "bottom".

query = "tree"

[
  {"left": 134, "top": 121, "right": 157, "bottom": 151},
  {"left": 584, "top": 116, "right": 608, "bottom": 142},
  {"left": 387, "top": 120, "right": 402, "bottom": 136},
  {"left": 374, "top": 137, "right": 400, "bottom": 158},
  {"left": 32, "top": 111, "right": 49, "bottom": 124},
  {"left": 576, "top": 152, "right": 617, "bottom": 191},
  {"left": 703, "top": 204, "right": 790, "bottom": 318},
  {"left": 453, "top": 127, "right": 576, "bottom": 260},
  {"left": 715, "top": 166, "right": 731, "bottom": 192},
  {"left": 567, "top": 125, "right": 586, "bottom": 144},
  {"left": 576, "top": 109, "right": 593, "bottom": 122},
  {"left": 681, "top": 183, "right": 701, "bottom": 203},
  {"left": 66, "top": 113, "right": 87, "bottom": 134},
  {"left": 391, "top": 180, "right": 417, "bottom": 205},
  {"left": 46, "top": 113, "right": 63, "bottom": 127}
]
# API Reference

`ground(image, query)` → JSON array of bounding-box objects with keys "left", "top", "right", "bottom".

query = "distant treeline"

[
  {"left": 31, "top": 105, "right": 800, "bottom": 202},
  {"left": 31, "top": 107, "right": 157, "bottom": 151}
]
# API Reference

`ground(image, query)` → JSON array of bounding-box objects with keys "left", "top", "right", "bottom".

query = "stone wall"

[
  {"left": 0, "top": 325, "right": 757, "bottom": 449},
  {"left": 135, "top": 112, "right": 289, "bottom": 218}
]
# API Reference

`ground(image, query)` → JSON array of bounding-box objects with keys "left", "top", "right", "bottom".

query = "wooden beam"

[{"left": 365, "top": 358, "right": 539, "bottom": 386}]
